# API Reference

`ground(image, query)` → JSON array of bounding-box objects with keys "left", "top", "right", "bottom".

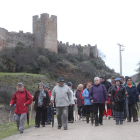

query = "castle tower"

[
  {"left": 33, "top": 13, "right": 58, "bottom": 53},
  {"left": 0, "top": 28, "right": 8, "bottom": 49}
]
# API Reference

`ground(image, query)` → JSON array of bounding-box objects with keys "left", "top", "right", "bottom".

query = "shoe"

[
  {"left": 95, "top": 124, "right": 99, "bottom": 126},
  {"left": 116, "top": 122, "right": 119, "bottom": 125},
  {"left": 68, "top": 121, "right": 71, "bottom": 123},
  {"left": 120, "top": 121, "right": 123, "bottom": 124},
  {"left": 127, "top": 120, "right": 131, "bottom": 122},
  {"left": 42, "top": 125, "right": 45, "bottom": 127},
  {"left": 100, "top": 123, "right": 103, "bottom": 125},
  {"left": 58, "top": 126, "right": 61, "bottom": 129},
  {"left": 79, "top": 116, "right": 81, "bottom": 120},
  {"left": 64, "top": 127, "right": 67, "bottom": 130},
  {"left": 71, "top": 120, "right": 74, "bottom": 123},
  {"left": 20, "top": 131, "right": 23, "bottom": 134},
  {"left": 103, "top": 116, "right": 107, "bottom": 120}
]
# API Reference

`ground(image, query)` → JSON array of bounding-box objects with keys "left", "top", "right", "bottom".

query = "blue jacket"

[
  {"left": 126, "top": 84, "right": 139, "bottom": 104},
  {"left": 82, "top": 89, "right": 93, "bottom": 105}
]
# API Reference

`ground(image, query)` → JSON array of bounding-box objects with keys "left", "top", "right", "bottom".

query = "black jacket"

[
  {"left": 101, "top": 80, "right": 111, "bottom": 92},
  {"left": 33, "top": 90, "right": 50, "bottom": 110},
  {"left": 111, "top": 85, "right": 126, "bottom": 102}
]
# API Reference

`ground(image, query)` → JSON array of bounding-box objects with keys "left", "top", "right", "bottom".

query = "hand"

[
  {"left": 51, "top": 100, "right": 54, "bottom": 104},
  {"left": 9, "top": 104, "right": 12, "bottom": 106},
  {"left": 112, "top": 102, "right": 114, "bottom": 106},
  {"left": 125, "top": 92, "right": 128, "bottom": 95},
  {"left": 46, "top": 106, "right": 48, "bottom": 108},
  {"left": 91, "top": 100, "right": 94, "bottom": 103},
  {"left": 105, "top": 101, "right": 108, "bottom": 104},
  {"left": 70, "top": 104, "right": 73, "bottom": 106},
  {"left": 139, "top": 95, "right": 140, "bottom": 98},
  {"left": 75, "top": 98, "right": 77, "bottom": 101},
  {"left": 109, "top": 94, "right": 111, "bottom": 96},
  {"left": 23, "top": 103, "right": 26, "bottom": 106}
]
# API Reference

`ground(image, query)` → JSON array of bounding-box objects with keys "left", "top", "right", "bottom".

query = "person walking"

[
  {"left": 75, "top": 84, "right": 84, "bottom": 120},
  {"left": 51, "top": 77, "right": 72, "bottom": 130},
  {"left": 82, "top": 82, "right": 93, "bottom": 123},
  {"left": 67, "top": 82, "right": 75, "bottom": 123},
  {"left": 33, "top": 82, "right": 50, "bottom": 128},
  {"left": 111, "top": 78, "right": 126, "bottom": 125},
  {"left": 100, "top": 76, "right": 111, "bottom": 119},
  {"left": 10, "top": 83, "right": 33, "bottom": 133},
  {"left": 125, "top": 77, "right": 139, "bottom": 122},
  {"left": 89, "top": 77, "right": 108, "bottom": 126},
  {"left": 44, "top": 85, "right": 52, "bottom": 125}
]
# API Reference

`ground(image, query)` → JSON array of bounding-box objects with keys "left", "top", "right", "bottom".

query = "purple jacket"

[
  {"left": 76, "top": 90, "right": 82, "bottom": 107},
  {"left": 89, "top": 84, "right": 108, "bottom": 104}
]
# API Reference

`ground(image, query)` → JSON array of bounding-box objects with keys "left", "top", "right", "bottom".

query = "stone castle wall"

[
  {"left": 0, "top": 13, "right": 97, "bottom": 57},
  {"left": 58, "top": 41, "right": 98, "bottom": 58}
]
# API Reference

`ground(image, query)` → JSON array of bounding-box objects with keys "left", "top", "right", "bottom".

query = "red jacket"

[
  {"left": 10, "top": 90, "right": 33, "bottom": 114},
  {"left": 80, "top": 90, "right": 84, "bottom": 105}
]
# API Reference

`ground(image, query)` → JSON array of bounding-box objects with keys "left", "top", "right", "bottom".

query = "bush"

[{"left": 58, "top": 44, "right": 67, "bottom": 54}]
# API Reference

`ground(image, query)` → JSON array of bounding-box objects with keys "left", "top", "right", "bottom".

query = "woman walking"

[
  {"left": 33, "top": 82, "right": 50, "bottom": 128},
  {"left": 89, "top": 77, "right": 108, "bottom": 126},
  {"left": 111, "top": 78, "right": 126, "bottom": 125},
  {"left": 82, "top": 82, "right": 93, "bottom": 123},
  {"left": 76, "top": 84, "right": 83, "bottom": 120},
  {"left": 125, "top": 77, "right": 139, "bottom": 122}
]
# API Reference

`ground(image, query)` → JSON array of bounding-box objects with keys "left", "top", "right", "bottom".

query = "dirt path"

[{"left": 2, "top": 119, "right": 140, "bottom": 140}]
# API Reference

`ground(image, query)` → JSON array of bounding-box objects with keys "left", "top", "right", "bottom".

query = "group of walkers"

[{"left": 9, "top": 75, "right": 140, "bottom": 133}]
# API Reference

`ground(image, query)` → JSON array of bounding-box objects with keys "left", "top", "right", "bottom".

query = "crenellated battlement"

[{"left": 58, "top": 41, "right": 98, "bottom": 57}]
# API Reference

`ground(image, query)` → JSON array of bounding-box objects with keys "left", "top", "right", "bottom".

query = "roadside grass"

[{"left": 0, "top": 119, "right": 35, "bottom": 140}]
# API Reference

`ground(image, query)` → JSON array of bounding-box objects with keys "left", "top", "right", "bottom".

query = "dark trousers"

[
  {"left": 128, "top": 104, "right": 138, "bottom": 122},
  {"left": 78, "top": 105, "right": 85, "bottom": 117},
  {"left": 94, "top": 103, "right": 104, "bottom": 124},
  {"left": 46, "top": 105, "right": 52, "bottom": 122},
  {"left": 68, "top": 105, "right": 74, "bottom": 121},
  {"left": 36, "top": 107, "right": 47, "bottom": 126},
  {"left": 115, "top": 101, "right": 124, "bottom": 122},
  {"left": 85, "top": 105, "right": 92, "bottom": 114}
]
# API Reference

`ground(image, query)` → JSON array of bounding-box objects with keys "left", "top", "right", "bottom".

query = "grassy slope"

[{"left": 0, "top": 72, "right": 56, "bottom": 94}]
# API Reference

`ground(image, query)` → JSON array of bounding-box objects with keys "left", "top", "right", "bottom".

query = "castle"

[{"left": 0, "top": 13, "right": 97, "bottom": 58}]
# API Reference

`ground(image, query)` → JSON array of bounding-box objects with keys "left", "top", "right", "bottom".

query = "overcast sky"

[{"left": 0, "top": 0, "right": 139, "bottom": 76}]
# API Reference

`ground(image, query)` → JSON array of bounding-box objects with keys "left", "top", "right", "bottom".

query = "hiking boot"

[
  {"left": 58, "top": 126, "right": 61, "bottom": 129},
  {"left": 120, "top": 121, "right": 123, "bottom": 124},
  {"left": 127, "top": 120, "right": 131, "bottom": 122},
  {"left": 100, "top": 123, "right": 103, "bottom": 125},
  {"left": 36, "top": 125, "right": 40, "bottom": 128},
  {"left": 71, "top": 120, "right": 74, "bottom": 123},
  {"left": 116, "top": 122, "right": 119, "bottom": 125},
  {"left": 64, "top": 127, "right": 68, "bottom": 130},
  {"left": 20, "top": 131, "right": 23, "bottom": 134},
  {"left": 42, "top": 125, "right": 45, "bottom": 127},
  {"left": 68, "top": 121, "right": 71, "bottom": 123},
  {"left": 95, "top": 123, "right": 99, "bottom": 126}
]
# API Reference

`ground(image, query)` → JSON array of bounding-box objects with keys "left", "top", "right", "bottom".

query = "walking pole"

[
  {"left": 8, "top": 106, "right": 12, "bottom": 128},
  {"left": 29, "top": 102, "right": 33, "bottom": 126}
]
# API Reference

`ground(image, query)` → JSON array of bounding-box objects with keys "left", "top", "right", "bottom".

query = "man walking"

[
  {"left": 51, "top": 77, "right": 72, "bottom": 130},
  {"left": 10, "top": 83, "right": 33, "bottom": 133}
]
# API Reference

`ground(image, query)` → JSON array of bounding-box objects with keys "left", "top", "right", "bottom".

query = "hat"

[
  {"left": 119, "top": 76, "right": 124, "bottom": 80},
  {"left": 44, "top": 85, "right": 49, "bottom": 88},
  {"left": 17, "top": 82, "right": 24, "bottom": 87},
  {"left": 111, "top": 76, "right": 116, "bottom": 79},
  {"left": 38, "top": 82, "right": 44, "bottom": 87},
  {"left": 67, "top": 82, "right": 73, "bottom": 86},
  {"left": 125, "top": 76, "right": 129, "bottom": 79},
  {"left": 58, "top": 77, "right": 65, "bottom": 82},
  {"left": 115, "top": 78, "right": 122, "bottom": 83}
]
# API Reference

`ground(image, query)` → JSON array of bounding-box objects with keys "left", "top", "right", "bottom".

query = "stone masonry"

[{"left": 0, "top": 13, "right": 97, "bottom": 57}]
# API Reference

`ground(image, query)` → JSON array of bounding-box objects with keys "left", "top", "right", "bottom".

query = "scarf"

[{"left": 38, "top": 89, "right": 46, "bottom": 107}]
